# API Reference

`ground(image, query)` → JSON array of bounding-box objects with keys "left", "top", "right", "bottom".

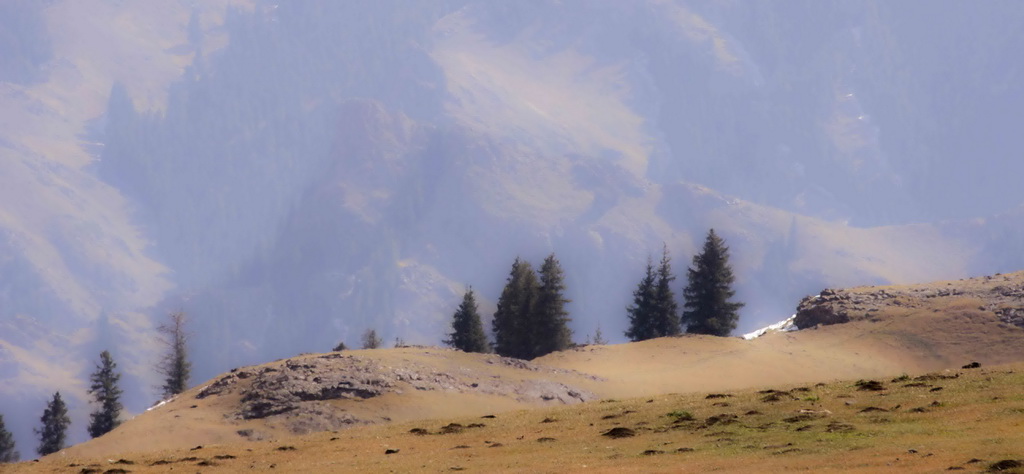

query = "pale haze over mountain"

[{"left": 1, "top": 0, "right": 1023, "bottom": 454}]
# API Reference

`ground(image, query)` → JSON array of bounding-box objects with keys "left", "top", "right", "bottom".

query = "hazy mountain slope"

[
  {"left": 0, "top": 0, "right": 245, "bottom": 454},
  {"left": 3, "top": 0, "right": 1024, "bottom": 456}
]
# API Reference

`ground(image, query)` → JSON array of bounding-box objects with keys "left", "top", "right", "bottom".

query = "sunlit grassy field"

[{"left": 13, "top": 362, "right": 1022, "bottom": 473}]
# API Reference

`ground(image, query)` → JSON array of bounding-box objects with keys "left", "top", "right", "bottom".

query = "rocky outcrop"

[
  {"left": 793, "top": 289, "right": 852, "bottom": 329},
  {"left": 793, "top": 273, "right": 1024, "bottom": 330},
  {"left": 193, "top": 350, "right": 599, "bottom": 434}
]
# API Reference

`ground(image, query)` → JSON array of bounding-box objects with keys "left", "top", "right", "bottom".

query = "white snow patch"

[
  {"left": 146, "top": 396, "right": 176, "bottom": 412},
  {"left": 742, "top": 314, "right": 799, "bottom": 340}
]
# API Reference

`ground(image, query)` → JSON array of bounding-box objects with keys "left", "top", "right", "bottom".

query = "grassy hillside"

[{"left": 8, "top": 363, "right": 1023, "bottom": 472}]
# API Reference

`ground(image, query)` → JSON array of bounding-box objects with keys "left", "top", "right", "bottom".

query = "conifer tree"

[
  {"left": 36, "top": 392, "right": 70, "bottom": 457},
  {"left": 445, "top": 287, "right": 490, "bottom": 353},
  {"left": 492, "top": 257, "right": 538, "bottom": 359},
  {"left": 0, "top": 413, "right": 19, "bottom": 463},
  {"left": 532, "top": 254, "right": 572, "bottom": 357},
  {"left": 157, "top": 311, "right": 191, "bottom": 398},
  {"left": 87, "top": 350, "right": 123, "bottom": 438},
  {"left": 625, "top": 257, "right": 657, "bottom": 341},
  {"left": 361, "top": 329, "right": 382, "bottom": 349},
  {"left": 681, "top": 229, "right": 745, "bottom": 336},
  {"left": 653, "top": 245, "right": 682, "bottom": 337}
]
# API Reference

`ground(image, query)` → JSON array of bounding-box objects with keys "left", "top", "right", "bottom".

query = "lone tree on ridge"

[
  {"left": 445, "top": 287, "right": 490, "bottom": 353},
  {"left": 157, "top": 311, "right": 191, "bottom": 398},
  {"left": 36, "top": 392, "right": 70, "bottom": 457},
  {"left": 361, "top": 329, "right": 382, "bottom": 349},
  {"left": 87, "top": 350, "right": 123, "bottom": 438},
  {"left": 681, "top": 229, "right": 744, "bottom": 336}
]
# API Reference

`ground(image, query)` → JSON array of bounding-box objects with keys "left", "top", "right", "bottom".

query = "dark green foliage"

[
  {"left": 87, "top": 351, "right": 123, "bottom": 438},
  {"left": 492, "top": 258, "right": 539, "bottom": 359},
  {"left": 0, "top": 413, "right": 19, "bottom": 463},
  {"left": 653, "top": 246, "right": 682, "bottom": 337},
  {"left": 626, "top": 246, "right": 681, "bottom": 341},
  {"left": 158, "top": 311, "right": 192, "bottom": 398},
  {"left": 445, "top": 288, "right": 490, "bottom": 353},
  {"left": 332, "top": 341, "right": 348, "bottom": 351},
  {"left": 36, "top": 392, "right": 70, "bottom": 456},
  {"left": 682, "top": 229, "right": 744, "bottom": 336},
  {"left": 361, "top": 329, "right": 382, "bottom": 349},
  {"left": 493, "top": 255, "right": 573, "bottom": 359},
  {"left": 532, "top": 254, "right": 573, "bottom": 357},
  {"left": 625, "top": 257, "right": 657, "bottom": 341}
]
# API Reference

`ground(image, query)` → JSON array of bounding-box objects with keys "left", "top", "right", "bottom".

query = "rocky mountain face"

[{"left": 2, "top": 0, "right": 1024, "bottom": 453}]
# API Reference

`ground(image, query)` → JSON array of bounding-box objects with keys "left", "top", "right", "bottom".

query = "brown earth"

[{"left": 4, "top": 272, "right": 1024, "bottom": 472}]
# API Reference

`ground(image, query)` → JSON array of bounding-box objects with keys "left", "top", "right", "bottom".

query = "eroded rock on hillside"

[
  {"left": 793, "top": 289, "right": 852, "bottom": 329},
  {"left": 794, "top": 273, "right": 1024, "bottom": 330},
  {"left": 194, "top": 351, "right": 599, "bottom": 434}
]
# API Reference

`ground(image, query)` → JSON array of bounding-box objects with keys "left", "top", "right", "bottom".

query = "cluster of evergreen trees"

[
  {"left": 443, "top": 229, "right": 744, "bottom": 359},
  {"left": 626, "top": 229, "right": 744, "bottom": 340},
  {"left": 443, "top": 254, "right": 572, "bottom": 359}
]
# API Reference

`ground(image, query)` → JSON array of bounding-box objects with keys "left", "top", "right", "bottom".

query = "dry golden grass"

[
  {"left": 10, "top": 363, "right": 1022, "bottom": 473},
  {"left": 7, "top": 272, "right": 1023, "bottom": 472}
]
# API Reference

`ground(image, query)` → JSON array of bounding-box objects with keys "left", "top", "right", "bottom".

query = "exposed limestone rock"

[
  {"left": 192, "top": 350, "right": 599, "bottom": 434},
  {"left": 794, "top": 290, "right": 852, "bottom": 329},
  {"left": 793, "top": 275, "right": 1024, "bottom": 330}
]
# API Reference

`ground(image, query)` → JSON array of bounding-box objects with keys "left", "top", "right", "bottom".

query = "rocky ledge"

[{"left": 794, "top": 272, "right": 1024, "bottom": 330}]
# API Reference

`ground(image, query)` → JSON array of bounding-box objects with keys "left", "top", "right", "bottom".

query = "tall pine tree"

[
  {"left": 492, "top": 257, "right": 538, "bottom": 359},
  {"left": 532, "top": 254, "right": 572, "bottom": 358},
  {"left": 445, "top": 287, "right": 490, "bottom": 353},
  {"left": 0, "top": 413, "right": 19, "bottom": 463},
  {"left": 625, "top": 256, "right": 657, "bottom": 341},
  {"left": 653, "top": 245, "right": 682, "bottom": 337},
  {"left": 682, "top": 229, "right": 744, "bottom": 336},
  {"left": 157, "top": 311, "right": 191, "bottom": 398},
  {"left": 87, "top": 351, "right": 123, "bottom": 438},
  {"left": 36, "top": 392, "right": 70, "bottom": 456}
]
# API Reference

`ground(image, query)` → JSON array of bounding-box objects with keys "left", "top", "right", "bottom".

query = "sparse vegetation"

[
  {"left": 682, "top": 229, "right": 744, "bottom": 336},
  {"left": 0, "top": 413, "right": 19, "bottom": 463},
  {"left": 157, "top": 311, "right": 192, "bottom": 398},
  {"left": 87, "top": 350, "right": 123, "bottom": 438},
  {"left": 332, "top": 341, "right": 347, "bottom": 352},
  {"left": 587, "top": 325, "right": 608, "bottom": 345},
  {"left": 361, "top": 329, "right": 382, "bottom": 349},
  {"left": 7, "top": 356, "right": 1024, "bottom": 474},
  {"left": 666, "top": 410, "right": 694, "bottom": 421},
  {"left": 36, "top": 391, "right": 70, "bottom": 456}
]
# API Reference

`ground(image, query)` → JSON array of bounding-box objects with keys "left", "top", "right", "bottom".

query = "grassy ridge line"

[{"left": 13, "top": 362, "right": 1023, "bottom": 473}]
